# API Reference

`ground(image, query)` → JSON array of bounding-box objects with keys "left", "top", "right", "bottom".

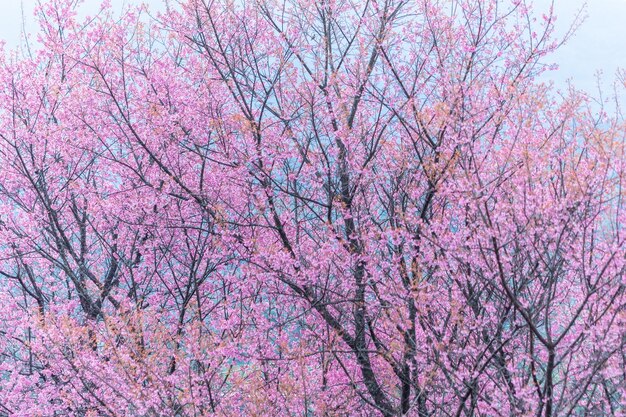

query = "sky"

[
  {"left": 0, "top": 0, "right": 623, "bottom": 97},
  {"left": 535, "top": 0, "right": 626, "bottom": 97}
]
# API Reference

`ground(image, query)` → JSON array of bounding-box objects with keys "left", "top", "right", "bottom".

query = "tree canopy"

[{"left": 0, "top": 0, "right": 624, "bottom": 416}]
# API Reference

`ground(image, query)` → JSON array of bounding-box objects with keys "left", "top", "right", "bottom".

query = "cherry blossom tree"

[{"left": 0, "top": 0, "right": 624, "bottom": 416}]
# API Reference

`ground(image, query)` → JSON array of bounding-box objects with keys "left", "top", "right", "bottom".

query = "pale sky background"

[
  {"left": 535, "top": 0, "right": 626, "bottom": 98},
  {"left": 0, "top": 0, "right": 623, "bottom": 97}
]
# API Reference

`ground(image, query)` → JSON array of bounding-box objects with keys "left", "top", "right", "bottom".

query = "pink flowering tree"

[{"left": 0, "top": 0, "right": 624, "bottom": 416}]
